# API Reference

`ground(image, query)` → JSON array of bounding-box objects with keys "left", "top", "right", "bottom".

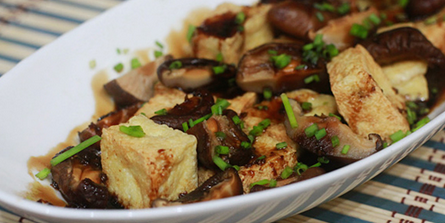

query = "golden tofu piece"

[
  {"left": 327, "top": 45, "right": 409, "bottom": 140},
  {"left": 101, "top": 115, "right": 198, "bottom": 209},
  {"left": 227, "top": 92, "right": 257, "bottom": 115},
  {"left": 136, "top": 83, "right": 186, "bottom": 118},
  {"left": 382, "top": 60, "right": 429, "bottom": 101},
  {"left": 243, "top": 4, "right": 274, "bottom": 52}
]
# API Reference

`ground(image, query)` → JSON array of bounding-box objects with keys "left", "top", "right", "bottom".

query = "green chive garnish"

[
  {"left": 263, "top": 88, "right": 273, "bottom": 100},
  {"left": 350, "top": 24, "right": 368, "bottom": 39},
  {"left": 154, "top": 108, "right": 167, "bottom": 115},
  {"left": 259, "top": 119, "right": 271, "bottom": 129},
  {"left": 215, "top": 145, "right": 230, "bottom": 155},
  {"left": 215, "top": 131, "right": 226, "bottom": 139},
  {"left": 249, "top": 179, "right": 270, "bottom": 188},
  {"left": 169, "top": 61, "right": 182, "bottom": 69},
  {"left": 281, "top": 93, "right": 298, "bottom": 128},
  {"left": 232, "top": 115, "right": 241, "bottom": 125},
  {"left": 412, "top": 117, "right": 430, "bottom": 132},
  {"left": 294, "top": 162, "right": 308, "bottom": 175},
  {"left": 235, "top": 12, "right": 246, "bottom": 24},
  {"left": 406, "top": 107, "right": 417, "bottom": 125},
  {"left": 216, "top": 53, "right": 223, "bottom": 62},
  {"left": 241, "top": 141, "right": 252, "bottom": 149},
  {"left": 325, "top": 44, "right": 339, "bottom": 57},
  {"left": 114, "top": 63, "right": 124, "bottom": 72},
  {"left": 337, "top": 3, "right": 351, "bottom": 15},
  {"left": 35, "top": 168, "right": 51, "bottom": 180},
  {"left": 301, "top": 102, "right": 312, "bottom": 110},
  {"left": 120, "top": 125, "right": 145, "bottom": 138},
  {"left": 269, "top": 179, "right": 277, "bottom": 187},
  {"left": 316, "top": 12, "right": 324, "bottom": 22},
  {"left": 315, "top": 128, "right": 327, "bottom": 140},
  {"left": 313, "top": 34, "right": 323, "bottom": 46},
  {"left": 131, "top": 58, "right": 142, "bottom": 69},
  {"left": 390, "top": 130, "right": 405, "bottom": 143},
  {"left": 331, "top": 135, "right": 340, "bottom": 147},
  {"left": 213, "top": 155, "right": 231, "bottom": 171},
  {"left": 155, "top": 41, "right": 164, "bottom": 49},
  {"left": 188, "top": 119, "right": 195, "bottom": 128},
  {"left": 232, "top": 165, "right": 240, "bottom": 171},
  {"left": 305, "top": 123, "right": 318, "bottom": 137},
  {"left": 154, "top": 50, "right": 163, "bottom": 58},
  {"left": 50, "top": 135, "right": 101, "bottom": 166},
  {"left": 295, "top": 64, "right": 306, "bottom": 70},
  {"left": 341, "top": 145, "right": 350, "bottom": 155},
  {"left": 193, "top": 113, "right": 212, "bottom": 126},
  {"left": 268, "top": 50, "right": 278, "bottom": 55},
  {"left": 211, "top": 98, "right": 231, "bottom": 115},
  {"left": 369, "top": 13, "right": 381, "bottom": 25},
  {"left": 329, "top": 113, "right": 341, "bottom": 121},
  {"left": 89, "top": 60, "right": 96, "bottom": 69},
  {"left": 257, "top": 155, "right": 266, "bottom": 160},
  {"left": 304, "top": 74, "right": 320, "bottom": 84},
  {"left": 186, "top": 25, "right": 196, "bottom": 42},
  {"left": 271, "top": 54, "right": 292, "bottom": 69},
  {"left": 281, "top": 166, "right": 294, "bottom": 179},
  {"left": 182, "top": 122, "right": 189, "bottom": 132},
  {"left": 212, "top": 64, "right": 227, "bottom": 75},
  {"left": 276, "top": 142, "right": 287, "bottom": 150}
]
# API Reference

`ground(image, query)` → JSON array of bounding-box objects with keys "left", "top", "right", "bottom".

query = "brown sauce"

[{"left": 26, "top": 70, "right": 113, "bottom": 206}]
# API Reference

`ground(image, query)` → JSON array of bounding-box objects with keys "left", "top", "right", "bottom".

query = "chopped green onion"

[
  {"left": 248, "top": 135, "right": 255, "bottom": 143},
  {"left": 406, "top": 101, "right": 418, "bottom": 109},
  {"left": 232, "top": 165, "right": 240, "bottom": 171},
  {"left": 215, "top": 131, "right": 226, "bottom": 139},
  {"left": 325, "top": 44, "right": 339, "bottom": 58},
  {"left": 304, "top": 74, "right": 320, "bottom": 84},
  {"left": 89, "top": 60, "right": 96, "bottom": 69},
  {"left": 412, "top": 117, "right": 430, "bottom": 132},
  {"left": 301, "top": 102, "right": 312, "bottom": 110},
  {"left": 212, "top": 64, "right": 227, "bottom": 75},
  {"left": 193, "top": 113, "right": 212, "bottom": 126},
  {"left": 154, "top": 108, "right": 167, "bottom": 115},
  {"left": 331, "top": 135, "right": 340, "bottom": 147},
  {"left": 249, "top": 126, "right": 264, "bottom": 136},
  {"left": 114, "top": 63, "right": 124, "bottom": 73},
  {"left": 50, "top": 135, "right": 101, "bottom": 166},
  {"left": 313, "top": 34, "right": 324, "bottom": 46},
  {"left": 235, "top": 12, "right": 246, "bottom": 24},
  {"left": 406, "top": 107, "right": 417, "bottom": 125},
  {"left": 188, "top": 118, "right": 195, "bottom": 128},
  {"left": 380, "top": 13, "right": 387, "bottom": 20},
  {"left": 249, "top": 179, "right": 270, "bottom": 188},
  {"left": 271, "top": 54, "right": 292, "bottom": 69},
  {"left": 263, "top": 88, "right": 273, "bottom": 100},
  {"left": 314, "top": 2, "right": 335, "bottom": 12},
  {"left": 281, "top": 166, "right": 294, "bottom": 179},
  {"left": 276, "top": 142, "right": 288, "bottom": 150},
  {"left": 383, "top": 142, "right": 388, "bottom": 148},
  {"left": 369, "top": 13, "right": 381, "bottom": 25},
  {"left": 316, "top": 12, "right": 324, "bottom": 22},
  {"left": 154, "top": 50, "right": 163, "bottom": 58},
  {"left": 257, "top": 155, "right": 266, "bottom": 160},
  {"left": 182, "top": 122, "right": 189, "bottom": 132},
  {"left": 350, "top": 24, "right": 368, "bottom": 39},
  {"left": 294, "top": 162, "right": 308, "bottom": 175},
  {"left": 116, "top": 48, "right": 121, "bottom": 54},
  {"left": 169, "top": 61, "right": 182, "bottom": 69},
  {"left": 341, "top": 145, "right": 350, "bottom": 155},
  {"left": 318, "top": 156, "right": 329, "bottom": 164},
  {"left": 295, "top": 64, "right": 306, "bottom": 70},
  {"left": 186, "top": 25, "right": 196, "bottom": 42},
  {"left": 131, "top": 58, "right": 142, "bottom": 69},
  {"left": 425, "top": 16, "right": 438, "bottom": 25},
  {"left": 305, "top": 123, "right": 319, "bottom": 138},
  {"left": 432, "top": 88, "right": 439, "bottom": 94},
  {"left": 329, "top": 113, "right": 341, "bottom": 121},
  {"left": 399, "top": 0, "right": 409, "bottom": 7},
  {"left": 259, "top": 119, "right": 271, "bottom": 129},
  {"left": 390, "top": 130, "right": 405, "bottom": 143},
  {"left": 315, "top": 128, "right": 327, "bottom": 140},
  {"left": 215, "top": 145, "right": 230, "bottom": 155},
  {"left": 303, "top": 43, "right": 314, "bottom": 51},
  {"left": 269, "top": 179, "right": 277, "bottom": 187},
  {"left": 35, "top": 168, "right": 51, "bottom": 180},
  {"left": 232, "top": 115, "right": 241, "bottom": 125},
  {"left": 122, "top": 48, "right": 129, "bottom": 54},
  {"left": 268, "top": 50, "right": 278, "bottom": 55},
  {"left": 213, "top": 156, "right": 231, "bottom": 171},
  {"left": 120, "top": 125, "right": 145, "bottom": 138},
  {"left": 337, "top": 3, "right": 351, "bottom": 15},
  {"left": 216, "top": 53, "right": 223, "bottom": 62},
  {"left": 241, "top": 141, "right": 252, "bottom": 149},
  {"left": 281, "top": 93, "right": 298, "bottom": 128},
  {"left": 141, "top": 112, "right": 147, "bottom": 117},
  {"left": 155, "top": 41, "right": 164, "bottom": 49},
  {"left": 211, "top": 98, "right": 231, "bottom": 115}
]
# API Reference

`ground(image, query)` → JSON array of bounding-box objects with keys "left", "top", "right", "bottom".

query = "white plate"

[{"left": 1, "top": 0, "right": 445, "bottom": 222}]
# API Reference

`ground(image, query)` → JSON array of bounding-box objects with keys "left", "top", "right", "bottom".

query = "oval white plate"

[{"left": 1, "top": 0, "right": 445, "bottom": 222}]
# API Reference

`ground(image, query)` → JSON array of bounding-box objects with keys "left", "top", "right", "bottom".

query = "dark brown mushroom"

[
  {"left": 250, "top": 167, "right": 325, "bottom": 193},
  {"left": 157, "top": 58, "right": 240, "bottom": 97},
  {"left": 284, "top": 100, "right": 383, "bottom": 163},
  {"left": 104, "top": 55, "right": 171, "bottom": 108},
  {"left": 360, "top": 27, "right": 445, "bottom": 107},
  {"left": 150, "top": 91, "right": 214, "bottom": 130},
  {"left": 187, "top": 109, "right": 254, "bottom": 170},
  {"left": 405, "top": 0, "right": 445, "bottom": 20},
  {"left": 236, "top": 42, "right": 330, "bottom": 94},
  {"left": 152, "top": 168, "right": 243, "bottom": 207},
  {"left": 267, "top": 1, "right": 341, "bottom": 40}
]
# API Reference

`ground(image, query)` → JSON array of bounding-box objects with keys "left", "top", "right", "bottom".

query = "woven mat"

[{"left": 1, "top": 1, "right": 445, "bottom": 222}]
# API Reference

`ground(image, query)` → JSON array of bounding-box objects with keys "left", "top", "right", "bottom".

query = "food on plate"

[{"left": 31, "top": 0, "right": 445, "bottom": 209}]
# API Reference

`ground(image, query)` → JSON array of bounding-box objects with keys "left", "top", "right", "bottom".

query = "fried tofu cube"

[{"left": 101, "top": 115, "right": 198, "bottom": 209}]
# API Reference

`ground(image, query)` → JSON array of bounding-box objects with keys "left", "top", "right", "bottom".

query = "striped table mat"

[{"left": 1, "top": 1, "right": 445, "bottom": 222}]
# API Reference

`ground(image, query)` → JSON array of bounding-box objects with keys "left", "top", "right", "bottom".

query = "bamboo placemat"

[{"left": 1, "top": 1, "right": 445, "bottom": 222}]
